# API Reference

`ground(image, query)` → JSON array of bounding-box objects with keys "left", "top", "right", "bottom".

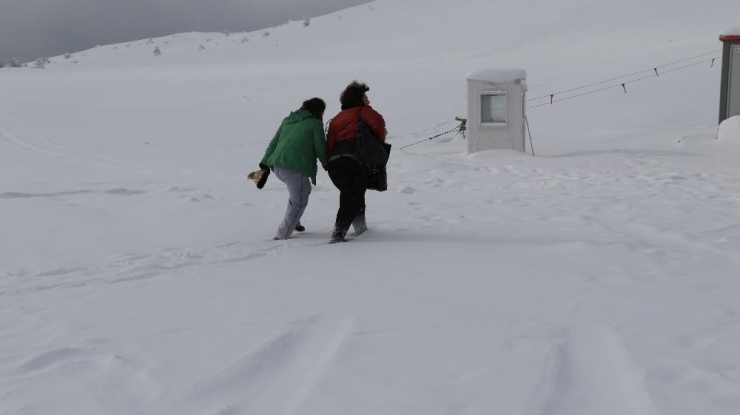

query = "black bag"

[
  {"left": 355, "top": 108, "right": 391, "bottom": 192},
  {"left": 366, "top": 166, "right": 388, "bottom": 192},
  {"left": 355, "top": 109, "right": 390, "bottom": 167}
]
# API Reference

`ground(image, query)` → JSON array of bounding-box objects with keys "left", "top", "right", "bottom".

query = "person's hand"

[{"left": 259, "top": 162, "right": 268, "bottom": 170}]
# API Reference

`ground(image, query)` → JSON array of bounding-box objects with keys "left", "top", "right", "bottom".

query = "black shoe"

[
  {"left": 330, "top": 225, "right": 348, "bottom": 243},
  {"left": 295, "top": 223, "right": 305, "bottom": 232}
]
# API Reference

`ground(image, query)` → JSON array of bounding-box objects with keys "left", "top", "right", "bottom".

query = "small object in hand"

[
  {"left": 247, "top": 169, "right": 263, "bottom": 182},
  {"left": 247, "top": 166, "right": 270, "bottom": 189},
  {"left": 247, "top": 169, "right": 264, "bottom": 182}
]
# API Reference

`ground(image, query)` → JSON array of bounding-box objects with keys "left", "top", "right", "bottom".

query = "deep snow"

[{"left": 2, "top": 1, "right": 740, "bottom": 414}]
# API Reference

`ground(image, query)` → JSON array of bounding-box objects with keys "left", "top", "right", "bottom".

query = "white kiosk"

[
  {"left": 466, "top": 69, "right": 527, "bottom": 154},
  {"left": 719, "top": 26, "right": 740, "bottom": 123}
]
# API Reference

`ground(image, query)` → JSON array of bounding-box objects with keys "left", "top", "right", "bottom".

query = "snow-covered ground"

[{"left": 2, "top": 1, "right": 740, "bottom": 414}]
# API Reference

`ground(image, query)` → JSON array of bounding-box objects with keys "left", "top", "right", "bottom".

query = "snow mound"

[
  {"left": 677, "top": 117, "right": 740, "bottom": 154},
  {"left": 718, "top": 115, "right": 740, "bottom": 141}
]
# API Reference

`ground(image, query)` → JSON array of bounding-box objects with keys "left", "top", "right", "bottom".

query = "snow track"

[
  {"left": 0, "top": 115, "right": 243, "bottom": 181},
  {"left": 528, "top": 325, "right": 661, "bottom": 415},
  {"left": 181, "top": 315, "right": 354, "bottom": 415},
  {"left": 0, "top": 115, "right": 130, "bottom": 169},
  {"left": 0, "top": 238, "right": 327, "bottom": 297}
]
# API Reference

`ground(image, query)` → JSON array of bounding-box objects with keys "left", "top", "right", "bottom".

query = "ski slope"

[{"left": 2, "top": 1, "right": 740, "bottom": 414}]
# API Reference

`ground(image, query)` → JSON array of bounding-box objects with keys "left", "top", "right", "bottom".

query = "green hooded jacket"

[{"left": 261, "top": 109, "right": 328, "bottom": 185}]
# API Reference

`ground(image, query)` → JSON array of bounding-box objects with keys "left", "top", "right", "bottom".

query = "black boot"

[
  {"left": 330, "top": 224, "right": 349, "bottom": 243},
  {"left": 295, "top": 223, "right": 305, "bottom": 232}
]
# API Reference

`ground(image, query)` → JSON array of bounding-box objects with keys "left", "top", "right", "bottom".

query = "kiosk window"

[{"left": 481, "top": 93, "right": 507, "bottom": 124}]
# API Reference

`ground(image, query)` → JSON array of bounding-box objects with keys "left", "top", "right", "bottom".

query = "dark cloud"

[{"left": 0, "top": 0, "right": 368, "bottom": 62}]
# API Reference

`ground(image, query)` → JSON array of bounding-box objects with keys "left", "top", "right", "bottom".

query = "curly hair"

[{"left": 339, "top": 81, "right": 370, "bottom": 109}]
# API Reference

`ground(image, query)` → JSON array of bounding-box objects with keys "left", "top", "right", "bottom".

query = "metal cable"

[
  {"left": 527, "top": 57, "right": 719, "bottom": 109},
  {"left": 528, "top": 50, "right": 722, "bottom": 101}
]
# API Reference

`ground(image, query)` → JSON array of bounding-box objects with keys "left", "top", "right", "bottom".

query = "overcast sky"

[{"left": 0, "top": 0, "right": 369, "bottom": 62}]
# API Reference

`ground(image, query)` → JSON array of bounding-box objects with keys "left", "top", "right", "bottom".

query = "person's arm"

[
  {"left": 313, "top": 120, "right": 328, "bottom": 168},
  {"left": 326, "top": 120, "right": 337, "bottom": 157},
  {"left": 364, "top": 107, "right": 387, "bottom": 142},
  {"left": 260, "top": 125, "right": 282, "bottom": 165}
]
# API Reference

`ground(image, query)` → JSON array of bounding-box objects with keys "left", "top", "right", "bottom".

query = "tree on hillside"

[
  {"left": 1, "top": 58, "right": 24, "bottom": 68},
  {"left": 35, "top": 57, "right": 50, "bottom": 69}
]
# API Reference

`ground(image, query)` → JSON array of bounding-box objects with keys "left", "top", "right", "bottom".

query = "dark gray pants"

[
  {"left": 327, "top": 157, "right": 367, "bottom": 236},
  {"left": 273, "top": 166, "right": 311, "bottom": 240}
]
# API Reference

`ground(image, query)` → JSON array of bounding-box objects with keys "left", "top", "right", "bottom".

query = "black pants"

[{"left": 327, "top": 157, "right": 368, "bottom": 232}]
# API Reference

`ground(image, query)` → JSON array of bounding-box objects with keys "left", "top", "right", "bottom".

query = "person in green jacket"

[{"left": 261, "top": 98, "right": 328, "bottom": 240}]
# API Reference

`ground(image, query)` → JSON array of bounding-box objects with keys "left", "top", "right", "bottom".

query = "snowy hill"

[{"left": 2, "top": 1, "right": 740, "bottom": 414}]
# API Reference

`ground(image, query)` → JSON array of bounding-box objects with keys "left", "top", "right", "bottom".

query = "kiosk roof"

[
  {"left": 720, "top": 25, "right": 740, "bottom": 41},
  {"left": 467, "top": 69, "right": 527, "bottom": 83}
]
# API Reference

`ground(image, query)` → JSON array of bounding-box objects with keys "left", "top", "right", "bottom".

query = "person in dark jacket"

[
  {"left": 326, "top": 81, "right": 387, "bottom": 243},
  {"left": 261, "top": 98, "right": 328, "bottom": 240}
]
